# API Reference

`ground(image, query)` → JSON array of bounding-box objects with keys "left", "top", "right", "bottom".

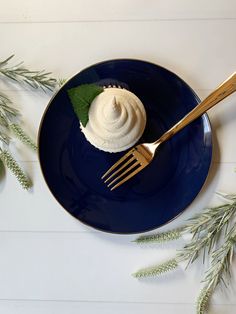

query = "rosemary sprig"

[
  {"left": 0, "top": 93, "right": 19, "bottom": 125},
  {"left": 206, "top": 226, "right": 236, "bottom": 288},
  {"left": 134, "top": 228, "right": 184, "bottom": 244},
  {"left": 0, "top": 149, "right": 31, "bottom": 189},
  {"left": 196, "top": 225, "right": 236, "bottom": 314},
  {"left": 0, "top": 93, "right": 37, "bottom": 151},
  {"left": 0, "top": 55, "right": 57, "bottom": 91},
  {"left": 135, "top": 200, "right": 236, "bottom": 264},
  {"left": 196, "top": 287, "right": 213, "bottom": 314},
  {"left": 178, "top": 200, "right": 236, "bottom": 265},
  {"left": 0, "top": 92, "right": 36, "bottom": 188},
  {"left": 0, "top": 93, "right": 17, "bottom": 145},
  {"left": 184, "top": 201, "right": 236, "bottom": 240},
  {"left": 58, "top": 78, "right": 67, "bottom": 86},
  {"left": 0, "top": 55, "right": 59, "bottom": 189},
  {"left": 133, "top": 195, "right": 236, "bottom": 314},
  {"left": 0, "top": 132, "right": 10, "bottom": 145},
  {"left": 133, "top": 258, "right": 178, "bottom": 278},
  {"left": 10, "top": 123, "right": 37, "bottom": 151}
]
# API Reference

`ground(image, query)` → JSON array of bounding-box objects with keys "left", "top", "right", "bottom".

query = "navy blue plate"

[{"left": 38, "top": 59, "right": 212, "bottom": 234}]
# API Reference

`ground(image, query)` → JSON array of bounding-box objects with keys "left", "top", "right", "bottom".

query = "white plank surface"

[
  {"left": 0, "top": 1, "right": 236, "bottom": 314},
  {"left": 0, "top": 231, "right": 235, "bottom": 304},
  {"left": 0, "top": 301, "right": 234, "bottom": 314},
  {"left": 0, "top": 20, "right": 235, "bottom": 92},
  {"left": 0, "top": 0, "right": 236, "bottom": 22}
]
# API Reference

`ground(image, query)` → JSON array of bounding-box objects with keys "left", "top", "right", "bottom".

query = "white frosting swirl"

[{"left": 81, "top": 88, "right": 146, "bottom": 152}]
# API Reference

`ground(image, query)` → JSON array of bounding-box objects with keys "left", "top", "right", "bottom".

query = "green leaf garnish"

[{"left": 67, "top": 84, "right": 103, "bottom": 127}]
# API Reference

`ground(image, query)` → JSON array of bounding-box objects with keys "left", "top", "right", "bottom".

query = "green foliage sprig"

[
  {"left": 0, "top": 54, "right": 58, "bottom": 189},
  {"left": 0, "top": 92, "right": 36, "bottom": 188},
  {"left": 0, "top": 55, "right": 57, "bottom": 91},
  {"left": 0, "top": 93, "right": 18, "bottom": 130},
  {"left": 197, "top": 288, "right": 212, "bottom": 314},
  {"left": 10, "top": 123, "right": 37, "bottom": 151},
  {"left": 134, "top": 228, "right": 184, "bottom": 244},
  {"left": 133, "top": 258, "right": 178, "bottom": 278},
  {"left": 197, "top": 224, "right": 236, "bottom": 313},
  {"left": 0, "top": 149, "right": 31, "bottom": 189},
  {"left": 133, "top": 193, "right": 236, "bottom": 314}
]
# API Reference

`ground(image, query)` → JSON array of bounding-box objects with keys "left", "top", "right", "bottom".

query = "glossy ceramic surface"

[{"left": 38, "top": 59, "right": 212, "bottom": 234}]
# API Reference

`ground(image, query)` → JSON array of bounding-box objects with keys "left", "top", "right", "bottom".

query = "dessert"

[
  {"left": 68, "top": 84, "right": 146, "bottom": 153},
  {"left": 81, "top": 87, "right": 146, "bottom": 152}
]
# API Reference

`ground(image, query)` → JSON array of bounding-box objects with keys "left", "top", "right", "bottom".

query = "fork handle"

[{"left": 156, "top": 72, "right": 236, "bottom": 144}]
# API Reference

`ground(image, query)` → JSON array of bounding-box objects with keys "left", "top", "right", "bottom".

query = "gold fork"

[{"left": 102, "top": 72, "right": 236, "bottom": 190}]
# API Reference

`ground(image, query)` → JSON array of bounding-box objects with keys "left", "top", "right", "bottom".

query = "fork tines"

[
  {"left": 102, "top": 143, "right": 153, "bottom": 190},
  {"left": 101, "top": 148, "right": 142, "bottom": 190}
]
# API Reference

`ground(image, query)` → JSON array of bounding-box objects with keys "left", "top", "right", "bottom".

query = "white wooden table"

[{"left": 0, "top": 1, "right": 236, "bottom": 313}]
